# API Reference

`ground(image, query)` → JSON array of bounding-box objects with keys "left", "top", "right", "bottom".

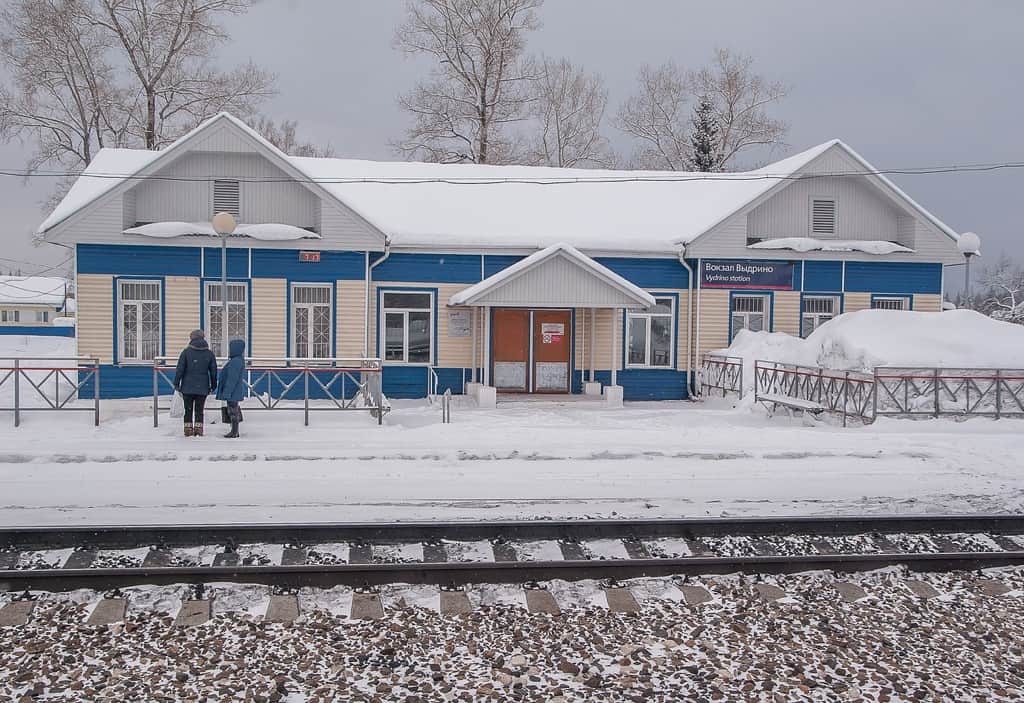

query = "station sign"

[
  {"left": 700, "top": 260, "right": 794, "bottom": 290},
  {"left": 299, "top": 251, "right": 321, "bottom": 263}
]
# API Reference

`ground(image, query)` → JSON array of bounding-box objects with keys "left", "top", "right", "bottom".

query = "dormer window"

[
  {"left": 810, "top": 198, "right": 836, "bottom": 236},
  {"left": 213, "top": 179, "right": 240, "bottom": 218}
]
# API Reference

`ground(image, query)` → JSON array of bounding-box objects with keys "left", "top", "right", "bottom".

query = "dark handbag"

[{"left": 221, "top": 406, "right": 230, "bottom": 424}]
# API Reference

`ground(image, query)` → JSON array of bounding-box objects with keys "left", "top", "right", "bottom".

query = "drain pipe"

[
  {"left": 677, "top": 246, "right": 697, "bottom": 398},
  {"left": 366, "top": 239, "right": 392, "bottom": 357}
]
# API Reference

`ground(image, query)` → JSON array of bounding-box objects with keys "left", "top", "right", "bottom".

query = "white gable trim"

[
  {"left": 40, "top": 113, "right": 388, "bottom": 249},
  {"left": 683, "top": 141, "right": 960, "bottom": 252},
  {"left": 448, "top": 243, "right": 656, "bottom": 309}
]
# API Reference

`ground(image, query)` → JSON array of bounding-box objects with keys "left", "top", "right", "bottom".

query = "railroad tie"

[
  {"left": 524, "top": 588, "right": 561, "bottom": 616},
  {"left": 423, "top": 542, "right": 448, "bottom": 563},
  {"left": 173, "top": 600, "right": 211, "bottom": 628},
  {"left": 833, "top": 582, "right": 869, "bottom": 603},
  {"left": 903, "top": 579, "right": 941, "bottom": 599},
  {"left": 142, "top": 549, "right": 173, "bottom": 568},
  {"left": 63, "top": 549, "right": 97, "bottom": 569},
  {"left": 439, "top": 589, "right": 473, "bottom": 616},
  {"left": 350, "top": 592, "right": 384, "bottom": 620},
  {"left": 753, "top": 583, "right": 788, "bottom": 602},
  {"left": 348, "top": 544, "right": 374, "bottom": 565},
  {"left": 280, "top": 547, "right": 308, "bottom": 566},
  {"left": 491, "top": 541, "right": 518, "bottom": 562},
  {"left": 212, "top": 551, "right": 240, "bottom": 567},
  {"left": 677, "top": 584, "right": 713, "bottom": 605},
  {"left": 974, "top": 579, "right": 1012, "bottom": 597},
  {"left": 87, "top": 598, "right": 128, "bottom": 626},
  {"left": 265, "top": 595, "right": 300, "bottom": 623},
  {"left": 604, "top": 587, "right": 640, "bottom": 614},
  {"left": 0, "top": 551, "right": 18, "bottom": 570},
  {"left": 0, "top": 600, "right": 35, "bottom": 627}
]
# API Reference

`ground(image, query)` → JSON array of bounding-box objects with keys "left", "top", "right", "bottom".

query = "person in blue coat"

[
  {"left": 173, "top": 329, "right": 217, "bottom": 437},
  {"left": 216, "top": 338, "right": 246, "bottom": 438}
]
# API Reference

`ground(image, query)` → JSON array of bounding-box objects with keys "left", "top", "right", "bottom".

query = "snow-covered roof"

[
  {"left": 38, "top": 112, "right": 962, "bottom": 255},
  {"left": 0, "top": 276, "right": 68, "bottom": 307},
  {"left": 123, "top": 222, "right": 321, "bottom": 241},
  {"left": 748, "top": 238, "right": 914, "bottom": 255},
  {"left": 448, "top": 243, "right": 657, "bottom": 308}
]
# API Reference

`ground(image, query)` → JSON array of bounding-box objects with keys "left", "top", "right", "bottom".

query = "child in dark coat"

[{"left": 216, "top": 338, "right": 246, "bottom": 438}]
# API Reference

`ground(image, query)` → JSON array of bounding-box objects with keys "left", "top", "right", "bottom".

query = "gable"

[{"left": 41, "top": 113, "right": 387, "bottom": 252}]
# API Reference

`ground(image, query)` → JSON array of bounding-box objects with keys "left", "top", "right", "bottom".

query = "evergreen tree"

[{"left": 688, "top": 95, "right": 722, "bottom": 171}]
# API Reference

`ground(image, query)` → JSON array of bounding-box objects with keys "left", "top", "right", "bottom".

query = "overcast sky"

[{"left": 2, "top": 0, "right": 1022, "bottom": 279}]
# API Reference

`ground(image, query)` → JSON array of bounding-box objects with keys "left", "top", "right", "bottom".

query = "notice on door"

[
  {"left": 447, "top": 309, "right": 472, "bottom": 337},
  {"left": 540, "top": 322, "right": 564, "bottom": 344}
]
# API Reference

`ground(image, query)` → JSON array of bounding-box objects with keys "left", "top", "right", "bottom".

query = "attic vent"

[
  {"left": 213, "top": 179, "right": 240, "bottom": 218},
  {"left": 811, "top": 198, "right": 836, "bottom": 235}
]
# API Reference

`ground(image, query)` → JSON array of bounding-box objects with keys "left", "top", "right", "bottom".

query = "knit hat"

[{"left": 189, "top": 329, "right": 205, "bottom": 341}]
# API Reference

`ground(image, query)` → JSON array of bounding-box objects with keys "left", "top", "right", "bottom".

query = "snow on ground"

[{"left": 0, "top": 391, "right": 1022, "bottom": 526}]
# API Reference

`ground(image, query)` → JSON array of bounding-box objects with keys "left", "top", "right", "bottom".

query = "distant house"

[
  {"left": 0, "top": 276, "right": 72, "bottom": 326},
  {"left": 37, "top": 113, "right": 963, "bottom": 400}
]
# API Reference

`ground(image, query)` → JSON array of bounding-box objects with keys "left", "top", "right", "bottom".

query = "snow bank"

[
  {"left": 124, "top": 222, "right": 320, "bottom": 241},
  {"left": 748, "top": 238, "right": 913, "bottom": 255},
  {"left": 714, "top": 309, "right": 1024, "bottom": 393},
  {"left": 0, "top": 335, "right": 80, "bottom": 409}
]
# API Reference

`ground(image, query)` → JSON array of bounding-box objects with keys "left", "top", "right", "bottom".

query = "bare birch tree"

[
  {"left": 525, "top": 56, "right": 614, "bottom": 168},
  {"left": 616, "top": 50, "right": 788, "bottom": 170},
  {"left": 393, "top": 0, "right": 542, "bottom": 164},
  {"left": 613, "top": 62, "right": 691, "bottom": 170},
  {"left": 252, "top": 116, "right": 335, "bottom": 158},
  {"left": 979, "top": 254, "right": 1024, "bottom": 324},
  {"left": 92, "top": 0, "right": 276, "bottom": 149},
  {"left": 0, "top": 0, "right": 127, "bottom": 172},
  {"left": 693, "top": 48, "right": 788, "bottom": 166}
]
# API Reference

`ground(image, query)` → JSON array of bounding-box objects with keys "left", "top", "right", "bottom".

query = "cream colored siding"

[
  {"left": 589, "top": 308, "right": 617, "bottom": 370},
  {"left": 844, "top": 292, "right": 872, "bottom": 313},
  {"left": 696, "top": 289, "right": 730, "bottom": 360},
  {"left": 251, "top": 278, "right": 287, "bottom": 359},
  {"left": 76, "top": 274, "right": 113, "bottom": 363},
  {"left": 912, "top": 294, "right": 942, "bottom": 312},
  {"left": 773, "top": 291, "right": 801, "bottom": 337},
  {"left": 164, "top": 277, "right": 200, "bottom": 351},
  {"left": 336, "top": 280, "right": 366, "bottom": 358}
]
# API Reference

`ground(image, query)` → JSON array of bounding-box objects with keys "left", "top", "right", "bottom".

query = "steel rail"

[
  {"left": 2, "top": 514, "right": 1024, "bottom": 551},
  {"left": 2, "top": 551, "right": 1024, "bottom": 592}
]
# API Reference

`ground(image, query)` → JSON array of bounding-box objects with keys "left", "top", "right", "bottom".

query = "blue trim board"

[
  {"left": 844, "top": 261, "right": 942, "bottom": 294},
  {"left": 373, "top": 253, "right": 482, "bottom": 284},
  {"left": 78, "top": 243, "right": 201, "bottom": 276},
  {"left": 594, "top": 257, "right": 689, "bottom": 289},
  {"left": 803, "top": 261, "right": 843, "bottom": 291},
  {"left": 0, "top": 326, "right": 74, "bottom": 337},
  {"left": 483, "top": 255, "right": 525, "bottom": 278},
  {"left": 590, "top": 369, "right": 689, "bottom": 401},
  {"left": 251, "top": 249, "right": 365, "bottom": 281}
]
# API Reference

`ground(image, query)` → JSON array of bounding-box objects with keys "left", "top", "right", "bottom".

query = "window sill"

[{"left": 625, "top": 365, "right": 676, "bottom": 371}]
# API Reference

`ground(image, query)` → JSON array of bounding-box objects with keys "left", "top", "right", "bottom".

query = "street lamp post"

[
  {"left": 212, "top": 211, "right": 237, "bottom": 357},
  {"left": 957, "top": 231, "right": 981, "bottom": 304}
]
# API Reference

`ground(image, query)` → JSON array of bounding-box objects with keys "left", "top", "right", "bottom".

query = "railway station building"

[{"left": 38, "top": 113, "right": 963, "bottom": 402}]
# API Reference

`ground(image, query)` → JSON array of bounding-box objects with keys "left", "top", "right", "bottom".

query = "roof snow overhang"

[{"left": 448, "top": 243, "right": 657, "bottom": 309}]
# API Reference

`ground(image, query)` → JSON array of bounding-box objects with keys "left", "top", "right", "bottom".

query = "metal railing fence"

[
  {"left": 873, "top": 367, "right": 1024, "bottom": 419},
  {"left": 754, "top": 360, "right": 875, "bottom": 425},
  {"left": 0, "top": 356, "right": 100, "bottom": 427},
  {"left": 699, "top": 355, "right": 744, "bottom": 398},
  {"left": 153, "top": 356, "right": 387, "bottom": 427}
]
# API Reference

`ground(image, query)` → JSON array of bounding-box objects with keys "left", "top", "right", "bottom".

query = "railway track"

[{"left": 2, "top": 514, "right": 1023, "bottom": 592}]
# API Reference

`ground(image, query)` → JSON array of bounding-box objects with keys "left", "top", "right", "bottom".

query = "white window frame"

[
  {"left": 810, "top": 196, "right": 838, "bottom": 237},
  {"left": 730, "top": 294, "right": 770, "bottom": 341},
  {"left": 380, "top": 290, "right": 434, "bottom": 366},
  {"left": 205, "top": 281, "right": 248, "bottom": 357},
  {"left": 290, "top": 283, "right": 333, "bottom": 360},
  {"left": 117, "top": 279, "right": 162, "bottom": 363},
  {"left": 801, "top": 295, "right": 839, "bottom": 338},
  {"left": 625, "top": 296, "right": 675, "bottom": 368},
  {"left": 1, "top": 310, "right": 20, "bottom": 323},
  {"left": 871, "top": 296, "right": 908, "bottom": 311}
]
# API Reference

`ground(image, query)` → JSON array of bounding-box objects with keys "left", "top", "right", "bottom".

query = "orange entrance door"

[
  {"left": 492, "top": 309, "right": 530, "bottom": 391},
  {"left": 532, "top": 310, "right": 571, "bottom": 393}
]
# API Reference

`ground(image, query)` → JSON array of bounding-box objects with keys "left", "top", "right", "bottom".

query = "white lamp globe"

[
  {"left": 957, "top": 231, "right": 981, "bottom": 256},
  {"left": 212, "top": 211, "right": 237, "bottom": 236}
]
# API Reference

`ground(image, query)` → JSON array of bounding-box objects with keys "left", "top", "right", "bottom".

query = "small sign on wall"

[
  {"left": 299, "top": 251, "right": 321, "bottom": 263},
  {"left": 541, "top": 322, "right": 564, "bottom": 343},
  {"left": 448, "top": 309, "right": 472, "bottom": 337}
]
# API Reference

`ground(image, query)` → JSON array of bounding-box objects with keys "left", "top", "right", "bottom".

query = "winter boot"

[
  {"left": 193, "top": 423, "right": 204, "bottom": 437},
  {"left": 224, "top": 421, "right": 239, "bottom": 439},
  {"left": 184, "top": 423, "right": 193, "bottom": 437}
]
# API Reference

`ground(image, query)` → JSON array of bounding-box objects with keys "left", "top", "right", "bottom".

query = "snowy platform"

[{"left": 0, "top": 394, "right": 1022, "bottom": 526}]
